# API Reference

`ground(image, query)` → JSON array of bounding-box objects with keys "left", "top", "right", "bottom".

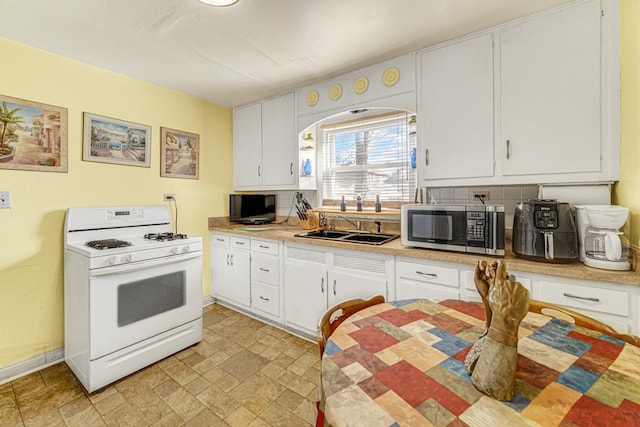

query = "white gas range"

[{"left": 64, "top": 205, "right": 203, "bottom": 392}]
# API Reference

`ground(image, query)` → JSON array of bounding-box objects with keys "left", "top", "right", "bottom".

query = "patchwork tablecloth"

[{"left": 320, "top": 299, "right": 640, "bottom": 427}]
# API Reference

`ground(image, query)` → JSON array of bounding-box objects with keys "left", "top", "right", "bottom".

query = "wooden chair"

[
  {"left": 528, "top": 299, "right": 640, "bottom": 347},
  {"left": 317, "top": 294, "right": 386, "bottom": 357}
]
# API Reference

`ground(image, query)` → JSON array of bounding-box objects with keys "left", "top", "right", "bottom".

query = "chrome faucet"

[{"left": 336, "top": 214, "right": 361, "bottom": 231}]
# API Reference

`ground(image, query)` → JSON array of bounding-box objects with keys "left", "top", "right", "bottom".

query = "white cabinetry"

[
  {"left": 418, "top": 34, "right": 494, "bottom": 182},
  {"left": 499, "top": 0, "right": 602, "bottom": 178},
  {"left": 459, "top": 266, "right": 637, "bottom": 334},
  {"left": 250, "top": 238, "right": 282, "bottom": 321},
  {"left": 418, "top": 0, "right": 618, "bottom": 187},
  {"left": 284, "top": 243, "right": 392, "bottom": 336},
  {"left": 210, "top": 233, "right": 251, "bottom": 308},
  {"left": 396, "top": 257, "right": 461, "bottom": 301},
  {"left": 233, "top": 93, "right": 297, "bottom": 190}
]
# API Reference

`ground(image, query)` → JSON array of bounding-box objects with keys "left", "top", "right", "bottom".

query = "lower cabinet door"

[
  {"left": 251, "top": 281, "right": 280, "bottom": 318},
  {"left": 283, "top": 263, "right": 327, "bottom": 334}
]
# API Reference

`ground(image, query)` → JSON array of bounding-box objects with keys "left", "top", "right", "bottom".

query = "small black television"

[{"left": 229, "top": 194, "right": 276, "bottom": 225}]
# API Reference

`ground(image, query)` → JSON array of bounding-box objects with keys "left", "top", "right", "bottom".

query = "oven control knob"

[
  {"left": 108, "top": 256, "right": 117, "bottom": 265},
  {"left": 121, "top": 254, "right": 132, "bottom": 263},
  {"left": 170, "top": 247, "right": 179, "bottom": 255},
  {"left": 182, "top": 245, "right": 190, "bottom": 253}
]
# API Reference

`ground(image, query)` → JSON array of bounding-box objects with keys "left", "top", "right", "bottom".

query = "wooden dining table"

[{"left": 320, "top": 299, "right": 640, "bottom": 427}]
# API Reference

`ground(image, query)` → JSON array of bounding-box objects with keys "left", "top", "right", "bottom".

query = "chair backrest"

[
  {"left": 528, "top": 299, "right": 640, "bottom": 347},
  {"left": 317, "top": 295, "right": 386, "bottom": 357}
]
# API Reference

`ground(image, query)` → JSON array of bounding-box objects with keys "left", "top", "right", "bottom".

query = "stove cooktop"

[
  {"left": 86, "top": 239, "right": 132, "bottom": 250},
  {"left": 144, "top": 233, "right": 188, "bottom": 241}
]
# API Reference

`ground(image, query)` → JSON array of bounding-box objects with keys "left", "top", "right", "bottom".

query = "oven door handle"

[{"left": 90, "top": 252, "right": 201, "bottom": 277}]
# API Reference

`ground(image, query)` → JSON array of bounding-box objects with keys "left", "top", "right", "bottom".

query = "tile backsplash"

[{"left": 271, "top": 185, "right": 538, "bottom": 227}]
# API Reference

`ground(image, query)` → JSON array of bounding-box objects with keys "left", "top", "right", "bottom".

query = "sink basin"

[
  {"left": 299, "top": 230, "right": 351, "bottom": 239},
  {"left": 341, "top": 233, "right": 399, "bottom": 244},
  {"left": 295, "top": 230, "right": 399, "bottom": 245}
]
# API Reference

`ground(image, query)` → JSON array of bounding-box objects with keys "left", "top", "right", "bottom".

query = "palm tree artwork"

[{"left": 0, "top": 101, "right": 24, "bottom": 156}]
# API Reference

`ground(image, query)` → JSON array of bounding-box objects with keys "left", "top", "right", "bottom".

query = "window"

[{"left": 320, "top": 110, "right": 416, "bottom": 205}]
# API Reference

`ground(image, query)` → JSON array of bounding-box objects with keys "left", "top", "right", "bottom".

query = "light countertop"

[{"left": 208, "top": 218, "right": 640, "bottom": 286}]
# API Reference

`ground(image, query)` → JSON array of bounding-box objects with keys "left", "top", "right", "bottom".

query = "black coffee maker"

[{"left": 512, "top": 199, "right": 578, "bottom": 263}]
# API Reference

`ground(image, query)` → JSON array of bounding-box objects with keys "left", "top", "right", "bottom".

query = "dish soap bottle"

[
  {"left": 375, "top": 195, "right": 382, "bottom": 212},
  {"left": 340, "top": 196, "right": 346, "bottom": 212},
  {"left": 356, "top": 195, "right": 363, "bottom": 212}
]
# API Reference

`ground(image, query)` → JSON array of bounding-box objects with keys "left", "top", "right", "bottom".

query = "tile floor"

[{"left": 0, "top": 304, "right": 320, "bottom": 426}]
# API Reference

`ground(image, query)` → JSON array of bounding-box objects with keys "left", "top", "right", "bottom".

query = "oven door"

[{"left": 89, "top": 252, "right": 202, "bottom": 360}]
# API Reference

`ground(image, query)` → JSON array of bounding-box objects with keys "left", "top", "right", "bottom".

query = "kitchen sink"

[{"left": 295, "top": 230, "right": 399, "bottom": 245}]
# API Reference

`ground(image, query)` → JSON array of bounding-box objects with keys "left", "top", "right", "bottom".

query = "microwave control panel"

[{"left": 466, "top": 211, "right": 486, "bottom": 242}]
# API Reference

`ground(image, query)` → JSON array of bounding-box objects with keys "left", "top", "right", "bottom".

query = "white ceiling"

[{"left": 0, "top": 0, "right": 573, "bottom": 108}]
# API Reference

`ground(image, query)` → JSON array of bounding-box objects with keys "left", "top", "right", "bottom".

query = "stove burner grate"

[
  {"left": 144, "top": 232, "right": 187, "bottom": 241},
  {"left": 86, "top": 239, "right": 132, "bottom": 250}
]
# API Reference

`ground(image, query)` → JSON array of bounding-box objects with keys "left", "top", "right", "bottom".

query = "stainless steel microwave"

[{"left": 401, "top": 204, "right": 505, "bottom": 255}]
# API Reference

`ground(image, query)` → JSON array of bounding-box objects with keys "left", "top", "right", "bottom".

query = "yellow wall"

[
  {"left": 0, "top": 37, "right": 232, "bottom": 369},
  {"left": 615, "top": 0, "right": 640, "bottom": 245}
]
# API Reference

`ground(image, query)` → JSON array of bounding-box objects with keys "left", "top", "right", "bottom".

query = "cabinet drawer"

[
  {"left": 252, "top": 282, "right": 280, "bottom": 317},
  {"left": 231, "top": 236, "right": 251, "bottom": 250},
  {"left": 211, "top": 233, "right": 230, "bottom": 247},
  {"left": 462, "top": 270, "right": 532, "bottom": 302},
  {"left": 251, "top": 254, "right": 279, "bottom": 285},
  {"left": 252, "top": 239, "right": 279, "bottom": 256},
  {"left": 397, "top": 261, "right": 459, "bottom": 288},
  {"left": 539, "top": 280, "right": 629, "bottom": 317}
]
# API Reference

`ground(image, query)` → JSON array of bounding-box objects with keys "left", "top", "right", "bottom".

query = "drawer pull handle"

[
  {"left": 563, "top": 293, "right": 600, "bottom": 303},
  {"left": 259, "top": 245, "right": 269, "bottom": 249},
  {"left": 259, "top": 296, "right": 270, "bottom": 301},
  {"left": 235, "top": 241, "right": 245, "bottom": 245},
  {"left": 216, "top": 238, "right": 225, "bottom": 242},
  {"left": 416, "top": 271, "right": 438, "bottom": 278},
  {"left": 259, "top": 267, "right": 270, "bottom": 272}
]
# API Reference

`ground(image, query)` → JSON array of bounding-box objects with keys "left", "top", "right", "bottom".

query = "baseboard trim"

[
  {"left": 0, "top": 347, "right": 64, "bottom": 385},
  {"left": 0, "top": 297, "right": 217, "bottom": 385}
]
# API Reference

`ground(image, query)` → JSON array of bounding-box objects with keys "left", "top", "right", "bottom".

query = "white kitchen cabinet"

[
  {"left": 284, "top": 243, "right": 392, "bottom": 336},
  {"left": 396, "top": 257, "right": 461, "bottom": 301},
  {"left": 233, "top": 93, "right": 297, "bottom": 190},
  {"left": 418, "top": 33, "right": 494, "bottom": 182},
  {"left": 499, "top": 0, "right": 602, "bottom": 178},
  {"left": 418, "top": 0, "right": 619, "bottom": 187},
  {"left": 210, "top": 233, "right": 251, "bottom": 308},
  {"left": 250, "top": 238, "right": 282, "bottom": 321}
]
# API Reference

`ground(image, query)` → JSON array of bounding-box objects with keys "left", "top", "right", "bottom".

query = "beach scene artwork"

[
  {"left": 160, "top": 127, "right": 199, "bottom": 179},
  {"left": 83, "top": 113, "right": 151, "bottom": 167},
  {"left": 0, "top": 94, "right": 68, "bottom": 172}
]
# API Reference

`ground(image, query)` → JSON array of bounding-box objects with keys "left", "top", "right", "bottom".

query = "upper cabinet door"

[
  {"left": 500, "top": 0, "right": 601, "bottom": 177},
  {"left": 233, "top": 103, "right": 263, "bottom": 189},
  {"left": 261, "top": 93, "right": 296, "bottom": 187},
  {"left": 418, "top": 33, "right": 494, "bottom": 183}
]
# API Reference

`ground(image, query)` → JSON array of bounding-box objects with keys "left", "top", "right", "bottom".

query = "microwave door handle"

[{"left": 544, "top": 232, "right": 554, "bottom": 261}]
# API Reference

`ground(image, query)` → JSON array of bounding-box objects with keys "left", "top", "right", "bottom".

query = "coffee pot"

[{"left": 575, "top": 205, "right": 630, "bottom": 271}]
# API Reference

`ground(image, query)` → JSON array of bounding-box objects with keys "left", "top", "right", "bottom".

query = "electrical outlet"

[
  {"left": 0, "top": 191, "right": 12, "bottom": 208},
  {"left": 164, "top": 194, "right": 175, "bottom": 201},
  {"left": 472, "top": 191, "right": 490, "bottom": 202}
]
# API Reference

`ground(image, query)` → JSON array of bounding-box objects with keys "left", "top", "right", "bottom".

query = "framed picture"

[
  {"left": 0, "top": 94, "right": 68, "bottom": 172},
  {"left": 83, "top": 112, "right": 151, "bottom": 167},
  {"left": 160, "top": 127, "right": 199, "bottom": 179}
]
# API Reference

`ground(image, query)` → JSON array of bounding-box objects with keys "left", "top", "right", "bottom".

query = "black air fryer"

[{"left": 512, "top": 199, "right": 578, "bottom": 263}]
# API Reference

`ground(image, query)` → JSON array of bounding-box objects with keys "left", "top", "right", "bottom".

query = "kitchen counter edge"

[{"left": 208, "top": 219, "right": 640, "bottom": 286}]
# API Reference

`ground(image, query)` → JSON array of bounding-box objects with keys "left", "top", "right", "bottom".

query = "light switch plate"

[{"left": 0, "top": 191, "right": 11, "bottom": 208}]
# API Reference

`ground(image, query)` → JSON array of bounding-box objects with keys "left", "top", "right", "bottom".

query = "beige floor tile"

[
  {"left": 225, "top": 405, "right": 257, "bottom": 427},
  {"left": 5, "top": 304, "right": 316, "bottom": 427}
]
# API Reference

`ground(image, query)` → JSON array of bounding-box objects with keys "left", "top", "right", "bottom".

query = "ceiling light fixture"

[{"left": 197, "top": 0, "right": 239, "bottom": 6}]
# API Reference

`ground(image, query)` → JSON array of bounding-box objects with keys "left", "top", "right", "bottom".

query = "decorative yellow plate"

[
  {"left": 382, "top": 66, "right": 400, "bottom": 87},
  {"left": 328, "top": 84, "right": 343, "bottom": 101},
  {"left": 306, "top": 90, "right": 319, "bottom": 107},
  {"left": 353, "top": 76, "right": 369, "bottom": 94}
]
